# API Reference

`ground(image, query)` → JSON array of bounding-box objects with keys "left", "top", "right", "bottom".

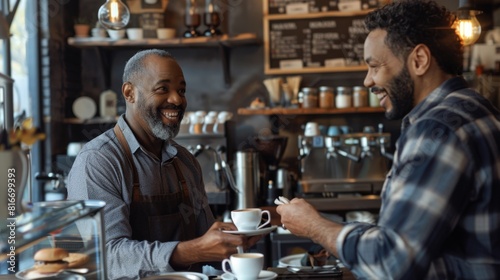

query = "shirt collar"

[
  {"left": 401, "top": 76, "right": 469, "bottom": 129},
  {"left": 117, "top": 115, "right": 178, "bottom": 162}
]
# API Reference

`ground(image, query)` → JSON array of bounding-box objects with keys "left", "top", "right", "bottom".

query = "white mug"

[
  {"left": 222, "top": 253, "right": 264, "bottom": 280},
  {"left": 304, "top": 122, "right": 320, "bottom": 136},
  {"left": 231, "top": 208, "right": 271, "bottom": 231}
]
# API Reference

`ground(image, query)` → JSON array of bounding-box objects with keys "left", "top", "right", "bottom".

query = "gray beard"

[
  {"left": 147, "top": 116, "right": 178, "bottom": 141},
  {"left": 138, "top": 99, "right": 180, "bottom": 141}
]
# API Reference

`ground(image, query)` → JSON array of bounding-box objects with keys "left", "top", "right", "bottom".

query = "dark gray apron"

[{"left": 113, "top": 125, "right": 197, "bottom": 243}]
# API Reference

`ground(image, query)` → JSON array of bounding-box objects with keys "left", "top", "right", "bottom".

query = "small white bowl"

[
  {"left": 157, "top": 28, "right": 176, "bottom": 39},
  {"left": 126, "top": 28, "right": 143, "bottom": 40},
  {"left": 107, "top": 29, "right": 125, "bottom": 40}
]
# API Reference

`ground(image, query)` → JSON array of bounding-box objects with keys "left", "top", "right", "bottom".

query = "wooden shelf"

[
  {"left": 67, "top": 33, "right": 260, "bottom": 86},
  {"left": 63, "top": 117, "right": 118, "bottom": 124},
  {"left": 237, "top": 107, "right": 385, "bottom": 115},
  {"left": 67, "top": 33, "right": 260, "bottom": 48}
]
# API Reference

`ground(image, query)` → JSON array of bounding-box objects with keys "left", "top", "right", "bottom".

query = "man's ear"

[
  {"left": 408, "top": 44, "right": 431, "bottom": 76},
  {"left": 122, "top": 82, "right": 135, "bottom": 103}
]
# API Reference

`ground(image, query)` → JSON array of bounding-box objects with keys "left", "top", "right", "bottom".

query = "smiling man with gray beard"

[{"left": 67, "top": 49, "right": 261, "bottom": 279}]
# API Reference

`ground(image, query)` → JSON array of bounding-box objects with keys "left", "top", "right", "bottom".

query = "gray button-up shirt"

[{"left": 67, "top": 115, "right": 214, "bottom": 279}]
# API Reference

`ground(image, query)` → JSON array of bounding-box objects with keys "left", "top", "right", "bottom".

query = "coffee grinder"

[{"left": 251, "top": 135, "right": 288, "bottom": 205}]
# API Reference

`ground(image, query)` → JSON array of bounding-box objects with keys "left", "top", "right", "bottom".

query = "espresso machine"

[{"left": 297, "top": 124, "right": 393, "bottom": 209}]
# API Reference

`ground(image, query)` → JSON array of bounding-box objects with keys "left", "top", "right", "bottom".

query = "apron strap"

[
  {"left": 113, "top": 124, "right": 141, "bottom": 200},
  {"left": 172, "top": 159, "right": 190, "bottom": 204},
  {"left": 172, "top": 158, "right": 197, "bottom": 227}
]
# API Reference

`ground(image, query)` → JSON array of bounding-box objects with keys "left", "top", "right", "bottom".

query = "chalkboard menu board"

[
  {"left": 264, "top": 11, "right": 370, "bottom": 74},
  {"left": 265, "top": 0, "right": 379, "bottom": 15}
]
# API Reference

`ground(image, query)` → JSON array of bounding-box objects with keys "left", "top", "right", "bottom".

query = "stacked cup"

[{"left": 221, "top": 208, "right": 271, "bottom": 280}]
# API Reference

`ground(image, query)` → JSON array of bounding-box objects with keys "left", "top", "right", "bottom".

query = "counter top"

[{"left": 268, "top": 267, "right": 355, "bottom": 279}]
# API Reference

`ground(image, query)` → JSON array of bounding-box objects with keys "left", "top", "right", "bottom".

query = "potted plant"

[{"left": 73, "top": 17, "right": 90, "bottom": 37}]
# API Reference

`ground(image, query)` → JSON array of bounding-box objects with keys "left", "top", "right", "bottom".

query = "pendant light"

[
  {"left": 453, "top": 0, "right": 482, "bottom": 46},
  {"left": 98, "top": 0, "right": 130, "bottom": 30}
]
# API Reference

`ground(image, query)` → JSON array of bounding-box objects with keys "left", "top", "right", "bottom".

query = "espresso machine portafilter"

[{"left": 297, "top": 124, "right": 393, "bottom": 196}]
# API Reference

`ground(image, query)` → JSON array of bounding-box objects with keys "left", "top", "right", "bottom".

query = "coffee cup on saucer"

[
  {"left": 231, "top": 208, "right": 271, "bottom": 231},
  {"left": 222, "top": 253, "right": 264, "bottom": 280}
]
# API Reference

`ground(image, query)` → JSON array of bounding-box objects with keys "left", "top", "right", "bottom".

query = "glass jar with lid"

[
  {"left": 301, "top": 87, "right": 318, "bottom": 109},
  {"left": 319, "top": 86, "right": 334, "bottom": 109},
  {"left": 335, "top": 86, "right": 352, "bottom": 109},
  {"left": 353, "top": 86, "right": 369, "bottom": 107},
  {"left": 369, "top": 87, "right": 380, "bottom": 107}
]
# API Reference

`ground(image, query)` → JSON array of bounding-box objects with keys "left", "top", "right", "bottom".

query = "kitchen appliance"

[{"left": 297, "top": 125, "right": 392, "bottom": 211}]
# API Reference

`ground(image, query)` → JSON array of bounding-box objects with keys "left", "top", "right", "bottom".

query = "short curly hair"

[{"left": 364, "top": 0, "right": 463, "bottom": 75}]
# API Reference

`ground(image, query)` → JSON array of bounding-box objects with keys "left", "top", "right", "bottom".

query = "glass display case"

[{"left": 0, "top": 200, "right": 106, "bottom": 279}]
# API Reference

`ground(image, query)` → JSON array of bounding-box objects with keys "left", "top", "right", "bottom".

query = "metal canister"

[
  {"left": 353, "top": 86, "right": 369, "bottom": 107},
  {"left": 301, "top": 87, "right": 318, "bottom": 109},
  {"left": 233, "top": 151, "right": 260, "bottom": 209},
  {"left": 319, "top": 86, "right": 334, "bottom": 109}
]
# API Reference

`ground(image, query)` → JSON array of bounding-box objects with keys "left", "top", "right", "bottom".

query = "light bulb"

[
  {"left": 453, "top": 10, "right": 481, "bottom": 46},
  {"left": 98, "top": 0, "right": 130, "bottom": 30}
]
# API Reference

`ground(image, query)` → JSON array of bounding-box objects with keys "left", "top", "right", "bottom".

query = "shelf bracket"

[
  {"left": 93, "top": 47, "right": 112, "bottom": 89},
  {"left": 218, "top": 42, "right": 231, "bottom": 87}
]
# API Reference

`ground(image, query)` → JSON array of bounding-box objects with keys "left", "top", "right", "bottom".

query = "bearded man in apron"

[{"left": 67, "top": 49, "right": 261, "bottom": 279}]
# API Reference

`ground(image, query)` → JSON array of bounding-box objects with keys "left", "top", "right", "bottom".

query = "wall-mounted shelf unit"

[
  {"left": 67, "top": 33, "right": 259, "bottom": 48},
  {"left": 67, "top": 33, "right": 260, "bottom": 86}
]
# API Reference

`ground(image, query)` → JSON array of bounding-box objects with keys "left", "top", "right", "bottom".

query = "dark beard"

[
  {"left": 137, "top": 97, "right": 181, "bottom": 141},
  {"left": 385, "top": 65, "right": 415, "bottom": 120}
]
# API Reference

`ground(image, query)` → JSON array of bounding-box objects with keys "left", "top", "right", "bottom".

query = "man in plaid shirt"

[{"left": 277, "top": 1, "right": 500, "bottom": 279}]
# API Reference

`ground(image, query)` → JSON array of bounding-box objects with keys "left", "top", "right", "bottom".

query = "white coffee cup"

[
  {"left": 304, "top": 122, "right": 320, "bottom": 136},
  {"left": 126, "top": 28, "right": 143, "bottom": 40},
  {"left": 157, "top": 28, "right": 176, "bottom": 39},
  {"left": 231, "top": 208, "right": 271, "bottom": 231},
  {"left": 222, "top": 253, "right": 264, "bottom": 280}
]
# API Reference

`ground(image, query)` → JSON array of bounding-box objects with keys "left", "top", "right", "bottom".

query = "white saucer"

[
  {"left": 277, "top": 253, "right": 304, "bottom": 267},
  {"left": 145, "top": 272, "right": 208, "bottom": 279},
  {"left": 221, "top": 270, "right": 277, "bottom": 280},
  {"left": 278, "top": 253, "right": 345, "bottom": 268},
  {"left": 222, "top": 225, "right": 278, "bottom": 236},
  {"left": 72, "top": 96, "right": 96, "bottom": 120}
]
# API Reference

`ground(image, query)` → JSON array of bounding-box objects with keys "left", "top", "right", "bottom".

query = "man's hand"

[
  {"left": 276, "top": 198, "right": 343, "bottom": 256},
  {"left": 170, "top": 221, "right": 265, "bottom": 267},
  {"left": 276, "top": 198, "right": 323, "bottom": 238}
]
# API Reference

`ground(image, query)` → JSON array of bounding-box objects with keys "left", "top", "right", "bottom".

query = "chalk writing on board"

[{"left": 266, "top": 15, "right": 369, "bottom": 72}]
